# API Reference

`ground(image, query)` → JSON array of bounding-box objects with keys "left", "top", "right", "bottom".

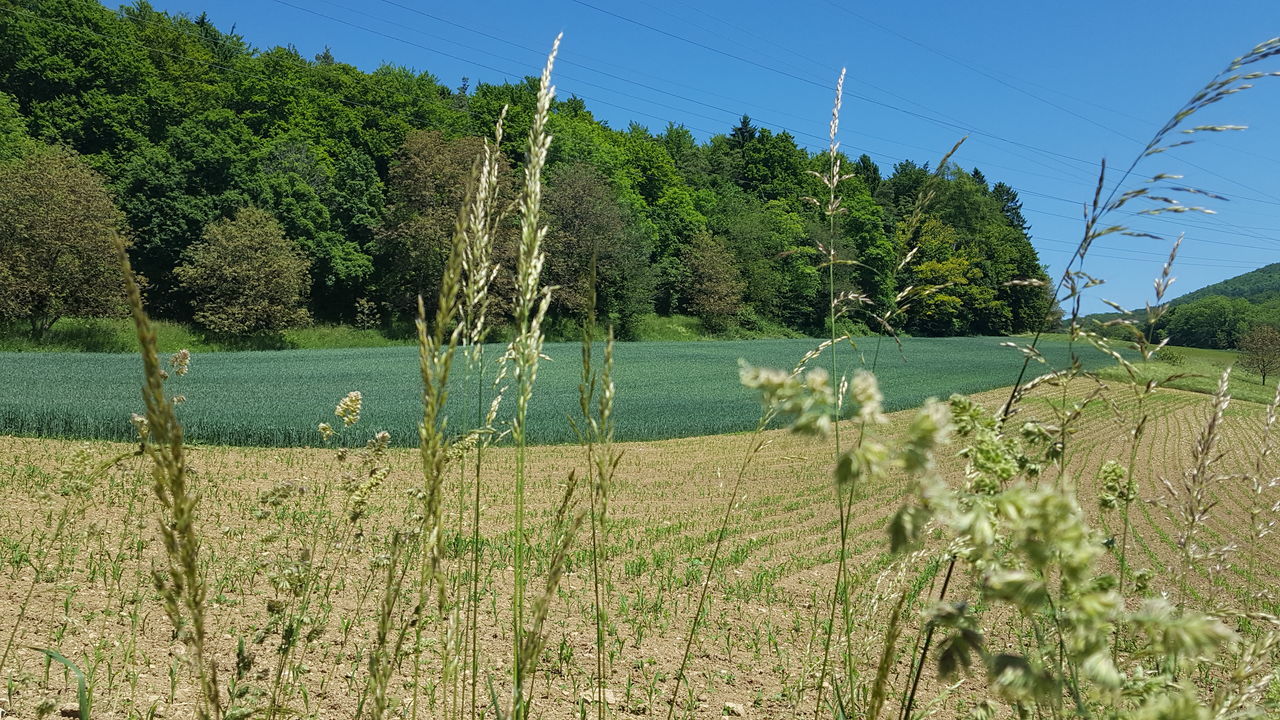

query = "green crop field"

[{"left": 2, "top": 336, "right": 1119, "bottom": 447}]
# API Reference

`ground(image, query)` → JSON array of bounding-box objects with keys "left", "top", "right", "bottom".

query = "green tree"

[
  {"left": 992, "top": 181, "right": 1029, "bottom": 233},
  {"left": 0, "top": 93, "right": 34, "bottom": 162},
  {"left": 0, "top": 147, "right": 128, "bottom": 338},
  {"left": 659, "top": 123, "right": 711, "bottom": 186},
  {"left": 682, "top": 233, "right": 744, "bottom": 332},
  {"left": 543, "top": 162, "right": 653, "bottom": 337},
  {"left": 374, "top": 129, "right": 512, "bottom": 317},
  {"left": 113, "top": 109, "right": 260, "bottom": 315},
  {"left": 851, "top": 154, "right": 881, "bottom": 196},
  {"left": 0, "top": 0, "right": 156, "bottom": 156},
  {"left": 709, "top": 189, "right": 818, "bottom": 328},
  {"left": 250, "top": 135, "right": 373, "bottom": 317},
  {"left": 739, "top": 127, "right": 809, "bottom": 202},
  {"left": 1238, "top": 324, "right": 1280, "bottom": 385},
  {"left": 175, "top": 207, "right": 311, "bottom": 335},
  {"left": 1162, "top": 295, "right": 1254, "bottom": 348},
  {"left": 0, "top": 2, "right": 1056, "bottom": 339},
  {"left": 901, "top": 217, "right": 1002, "bottom": 335},
  {"left": 841, "top": 178, "right": 897, "bottom": 316}
]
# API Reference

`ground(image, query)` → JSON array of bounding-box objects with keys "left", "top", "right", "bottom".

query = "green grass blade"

[{"left": 32, "top": 646, "right": 89, "bottom": 720}]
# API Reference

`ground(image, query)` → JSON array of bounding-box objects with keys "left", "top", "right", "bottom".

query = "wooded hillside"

[{"left": 0, "top": 0, "right": 1055, "bottom": 338}]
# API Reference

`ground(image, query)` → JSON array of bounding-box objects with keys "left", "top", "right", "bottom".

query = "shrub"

[
  {"left": 176, "top": 207, "right": 311, "bottom": 336},
  {"left": 0, "top": 147, "right": 129, "bottom": 339}
]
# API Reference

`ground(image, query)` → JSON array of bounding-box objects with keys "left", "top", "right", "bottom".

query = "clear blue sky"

[{"left": 113, "top": 0, "right": 1280, "bottom": 313}]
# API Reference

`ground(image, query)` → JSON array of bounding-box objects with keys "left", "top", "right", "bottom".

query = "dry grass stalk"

[
  {"left": 576, "top": 274, "right": 622, "bottom": 719},
  {"left": 1245, "top": 382, "right": 1280, "bottom": 596},
  {"left": 113, "top": 236, "right": 221, "bottom": 720},
  {"left": 1159, "top": 366, "right": 1233, "bottom": 610},
  {"left": 507, "top": 33, "right": 561, "bottom": 720},
  {"left": 460, "top": 103, "right": 509, "bottom": 720},
  {"left": 1003, "top": 38, "right": 1280, "bottom": 424}
]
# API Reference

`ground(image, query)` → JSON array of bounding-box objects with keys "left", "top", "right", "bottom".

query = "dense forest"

[
  {"left": 0, "top": 0, "right": 1055, "bottom": 340},
  {"left": 1146, "top": 263, "right": 1280, "bottom": 349},
  {"left": 1170, "top": 262, "right": 1280, "bottom": 306},
  {"left": 1082, "top": 265, "right": 1280, "bottom": 350}
]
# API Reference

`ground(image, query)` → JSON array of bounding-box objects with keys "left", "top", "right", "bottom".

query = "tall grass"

[
  {"left": 889, "top": 35, "right": 1280, "bottom": 720},
  {"left": 113, "top": 229, "right": 221, "bottom": 720},
  {"left": 507, "top": 34, "right": 560, "bottom": 720},
  {"left": 78, "top": 32, "right": 1280, "bottom": 720}
]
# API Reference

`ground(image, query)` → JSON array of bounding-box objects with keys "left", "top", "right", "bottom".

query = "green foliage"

[
  {"left": 0, "top": 0, "right": 1053, "bottom": 338},
  {"left": 894, "top": 169, "right": 1052, "bottom": 336},
  {"left": 681, "top": 233, "right": 745, "bottom": 332},
  {"left": 1160, "top": 295, "right": 1255, "bottom": 349},
  {"left": 544, "top": 162, "right": 652, "bottom": 337},
  {"left": 1237, "top": 323, "right": 1280, "bottom": 385},
  {"left": 0, "top": 92, "right": 34, "bottom": 162},
  {"left": 374, "top": 129, "right": 512, "bottom": 319},
  {"left": 1093, "top": 343, "right": 1280, "bottom": 406},
  {"left": 1137, "top": 264, "right": 1280, "bottom": 349},
  {"left": 175, "top": 207, "right": 311, "bottom": 335},
  {"left": 842, "top": 182, "right": 897, "bottom": 314},
  {"left": 32, "top": 648, "right": 89, "bottom": 720},
  {"left": 0, "top": 146, "right": 128, "bottom": 339},
  {"left": 1172, "top": 261, "right": 1280, "bottom": 305},
  {"left": 749, "top": 360, "right": 1273, "bottom": 718}
]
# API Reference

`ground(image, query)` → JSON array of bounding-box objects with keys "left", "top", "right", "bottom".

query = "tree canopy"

[
  {"left": 0, "top": 146, "right": 128, "bottom": 338},
  {"left": 174, "top": 206, "right": 311, "bottom": 335},
  {"left": 0, "top": 0, "right": 1056, "bottom": 338}
]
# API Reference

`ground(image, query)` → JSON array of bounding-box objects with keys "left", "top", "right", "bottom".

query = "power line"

[
  {"left": 320, "top": 0, "right": 1104, "bottom": 187},
  {"left": 1021, "top": 203, "right": 1280, "bottom": 253},
  {"left": 1035, "top": 245, "right": 1263, "bottom": 271},
  {"left": 618, "top": 0, "right": 1105, "bottom": 185},
  {"left": 820, "top": 0, "right": 1147, "bottom": 149},
  {"left": 576, "top": 0, "right": 1280, "bottom": 213},
  {"left": 142, "top": 0, "right": 1280, "bottom": 228},
  {"left": 814, "top": 1, "right": 1280, "bottom": 210},
  {"left": 260, "top": 0, "right": 763, "bottom": 137},
  {"left": 566, "top": 0, "right": 1131, "bottom": 174},
  {"left": 1016, "top": 187, "right": 1280, "bottom": 245},
  {"left": 1034, "top": 236, "right": 1261, "bottom": 266}
]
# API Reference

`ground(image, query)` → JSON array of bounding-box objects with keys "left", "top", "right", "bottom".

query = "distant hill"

[
  {"left": 1169, "top": 262, "right": 1280, "bottom": 305},
  {"left": 1075, "top": 262, "right": 1279, "bottom": 336}
]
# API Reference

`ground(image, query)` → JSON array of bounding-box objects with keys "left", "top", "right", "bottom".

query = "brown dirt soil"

[{"left": 0, "top": 382, "right": 1275, "bottom": 719}]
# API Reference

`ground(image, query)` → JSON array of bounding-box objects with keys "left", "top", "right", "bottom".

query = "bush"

[
  {"left": 0, "top": 148, "right": 129, "bottom": 339},
  {"left": 823, "top": 315, "right": 874, "bottom": 340},
  {"left": 176, "top": 207, "right": 312, "bottom": 336}
]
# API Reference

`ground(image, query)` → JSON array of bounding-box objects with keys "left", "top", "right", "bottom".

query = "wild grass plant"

[
  {"left": 736, "top": 35, "right": 1280, "bottom": 720},
  {"left": 7, "top": 31, "right": 1280, "bottom": 720}
]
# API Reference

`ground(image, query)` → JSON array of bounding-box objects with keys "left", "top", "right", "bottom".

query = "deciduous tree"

[
  {"left": 683, "top": 233, "right": 744, "bottom": 332},
  {"left": 175, "top": 207, "right": 311, "bottom": 335},
  {"left": 544, "top": 162, "right": 652, "bottom": 337},
  {"left": 1238, "top": 324, "right": 1280, "bottom": 385},
  {"left": 0, "top": 147, "right": 128, "bottom": 339},
  {"left": 374, "top": 130, "right": 513, "bottom": 317}
]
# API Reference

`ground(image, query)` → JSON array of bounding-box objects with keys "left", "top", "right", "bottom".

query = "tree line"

[
  {"left": 0, "top": 0, "right": 1055, "bottom": 340},
  {"left": 1152, "top": 294, "right": 1280, "bottom": 350}
]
